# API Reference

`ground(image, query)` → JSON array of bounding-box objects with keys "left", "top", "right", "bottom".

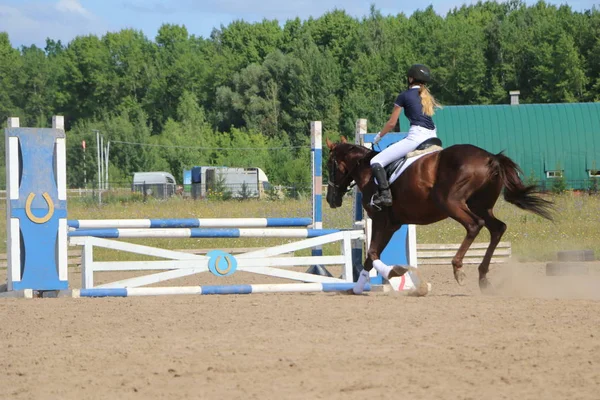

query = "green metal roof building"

[{"left": 423, "top": 102, "right": 600, "bottom": 190}]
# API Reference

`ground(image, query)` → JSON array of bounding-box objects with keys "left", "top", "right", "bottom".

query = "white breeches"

[{"left": 370, "top": 125, "right": 437, "bottom": 167}]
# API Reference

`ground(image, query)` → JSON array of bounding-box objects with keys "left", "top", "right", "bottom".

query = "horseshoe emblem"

[
  {"left": 25, "top": 192, "right": 55, "bottom": 224},
  {"left": 207, "top": 250, "right": 237, "bottom": 277},
  {"left": 214, "top": 256, "right": 232, "bottom": 275}
]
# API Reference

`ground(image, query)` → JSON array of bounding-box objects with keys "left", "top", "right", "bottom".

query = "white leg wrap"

[
  {"left": 373, "top": 259, "right": 392, "bottom": 279},
  {"left": 353, "top": 269, "right": 370, "bottom": 294}
]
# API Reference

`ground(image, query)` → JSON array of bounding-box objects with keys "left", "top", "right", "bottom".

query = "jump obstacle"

[{"left": 1, "top": 117, "right": 419, "bottom": 298}]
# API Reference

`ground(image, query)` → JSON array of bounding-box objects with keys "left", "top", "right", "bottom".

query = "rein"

[{"left": 328, "top": 148, "right": 370, "bottom": 194}]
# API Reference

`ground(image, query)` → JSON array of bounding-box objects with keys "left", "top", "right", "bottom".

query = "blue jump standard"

[{"left": 68, "top": 228, "right": 342, "bottom": 238}]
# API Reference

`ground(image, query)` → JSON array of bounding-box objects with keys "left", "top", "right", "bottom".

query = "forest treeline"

[{"left": 1, "top": 0, "right": 599, "bottom": 188}]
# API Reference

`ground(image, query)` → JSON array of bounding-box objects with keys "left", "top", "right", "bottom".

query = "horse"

[{"left": 325, "top": 136, "right": 554, "bottom": 295}]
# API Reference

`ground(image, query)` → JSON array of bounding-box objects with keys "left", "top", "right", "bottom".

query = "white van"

[
  {"left": 132, "top": 172, "right": 176, "bottom": 199},
  {"left": 188, "top": 166, "right": 270, "bottom": 199}
]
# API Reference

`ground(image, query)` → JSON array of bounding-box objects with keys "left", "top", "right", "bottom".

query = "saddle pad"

[{"left": 389, "top": 149, "right": 441, "bottom": 185}]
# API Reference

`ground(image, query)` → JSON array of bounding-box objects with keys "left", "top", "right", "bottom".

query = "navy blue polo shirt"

[{"left": 394, "top": 87, "right": 436, "bottom": 130}]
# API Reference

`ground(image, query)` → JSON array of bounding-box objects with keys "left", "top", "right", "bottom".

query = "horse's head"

[{"left": 325, "top": 136, "right": 370, "bottom": 208}]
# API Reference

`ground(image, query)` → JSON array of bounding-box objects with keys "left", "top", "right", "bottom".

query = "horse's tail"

[{"left": 492, "top": 152, "right": 554, "bottom": 221}]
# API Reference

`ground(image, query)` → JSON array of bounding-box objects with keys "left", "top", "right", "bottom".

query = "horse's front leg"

[{"left": 353, "top": 219, "right": 409, "bottom": 294}]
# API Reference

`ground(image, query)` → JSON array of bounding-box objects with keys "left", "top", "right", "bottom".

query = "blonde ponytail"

[{"left": 418, "top": 85, "right": 442, "bottom": 117}]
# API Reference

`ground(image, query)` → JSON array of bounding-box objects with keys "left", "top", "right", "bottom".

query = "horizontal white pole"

[{"left": 90, "top": 255, "right": 346, "bottom": 272}]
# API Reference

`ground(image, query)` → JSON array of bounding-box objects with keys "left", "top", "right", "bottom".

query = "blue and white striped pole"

[
  {"left": 312, "top": 121, "right": 323, "bottom": 239},
  {"left": 68, "top": 217, "right": 312, "bottom": 229},
  {"left": 70, "top": 283, "right": 371, "bottom": 297},
  {"left": 307, "top": 121, "right": 332, "bottom": 277},
  {"left": 68, "top": 228, "right": 343, "bottom": 239},
  {"left": 352, "top": 119, "right": 368, "bottom": 281}
]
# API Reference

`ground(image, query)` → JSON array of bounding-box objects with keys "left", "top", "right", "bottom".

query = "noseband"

[
  {"left": 328, "top": 151, "right": 364, "bottom": 197},
  {"left": 328, "top": 159, "right": 351, "bottom": 195}
]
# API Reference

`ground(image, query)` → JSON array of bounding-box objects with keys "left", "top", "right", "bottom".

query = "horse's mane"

[{"left": 336, "top": 142, "right": 378, "bottom": 164}]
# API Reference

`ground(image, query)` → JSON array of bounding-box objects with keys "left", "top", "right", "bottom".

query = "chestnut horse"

[{"left": 325, "top": 137, "right": 554, "bottom": 294}]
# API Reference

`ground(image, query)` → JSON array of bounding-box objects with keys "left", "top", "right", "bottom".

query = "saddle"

[{"left": 384, "top": 137, "right": 443, "bottom": 178}]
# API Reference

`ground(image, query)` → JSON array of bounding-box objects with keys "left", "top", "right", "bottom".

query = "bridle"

[
  {"left": 327, "top": 159, "right": 351, "bottom": 196},
  {"left": 327, "top": 148, "right": 366, "bottom": 198}
]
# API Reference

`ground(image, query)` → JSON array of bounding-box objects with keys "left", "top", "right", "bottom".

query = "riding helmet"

[{"left": 407, "top": 64, "right": 431, "bottom": 83}]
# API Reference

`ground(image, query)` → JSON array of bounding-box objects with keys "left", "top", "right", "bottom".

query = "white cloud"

[
  {"left": 122, "top": 0, "right": 401, "bottom": 20},
  {"left": 123, "top": 1, "right": 176, "bottom": 14},
  {"left": 55, "top": 0, "right": 92, "bottom": 18},
  {"left": 0, "top": 5, "right": 49, "bottom": 46},
  {"left": 140, "top": 0, "right": 598, "bottom": 20},
  {"left": 1, "top": 1, "right": 107, "bottom": 47}
]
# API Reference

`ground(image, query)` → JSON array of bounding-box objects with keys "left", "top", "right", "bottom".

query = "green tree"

[
  {"left": 0, "top": 33, "right": 24, "bottom": 122},
  {"left": 286, "top": 40, "right": 342, "bottom": 143},
  {"left": 18, "top": 45, "right": 55, "bottom": 126},
  {"left": 4, "top": 2, "right": 600, "bottom": 190},
  {"left": 213, "top": 19, "right": 283, "bottom": 65},
  {"left": 59, "top": 35, "right": 114, "bottom": 122},
  {"left": 155, "top": 91, "right": 214, "bottom": 181},
  {"left": 146, "top": 24, "right": 212, "bottom": 132},
  {"left": 435, "top": 6, "right": 489, "bottom": 104},
  {"left": 550, "top": 33, "right": 587, "bottom": 101},
  {"left": 103, "top": 29, "right": 156, "bottom": 106},
  {"left": 306, "top": 9, "right": 360, "bottom": 68}
]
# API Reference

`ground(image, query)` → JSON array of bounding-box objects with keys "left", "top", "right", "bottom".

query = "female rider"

[{"left": 370, "top": 64, "right": 442, "bottom": 209}]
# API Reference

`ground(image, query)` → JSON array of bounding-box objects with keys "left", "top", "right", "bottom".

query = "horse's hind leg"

[
  {"left": 476, "top": 209, "right": 507, "bottom": 293},
  {"left": 437, "top": 200, "right": 485, "bottom": 285}
]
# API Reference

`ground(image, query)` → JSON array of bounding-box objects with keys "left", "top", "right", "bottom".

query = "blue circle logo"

[{"left": 207, "top": 250, "right": 237, "bottom": 277}]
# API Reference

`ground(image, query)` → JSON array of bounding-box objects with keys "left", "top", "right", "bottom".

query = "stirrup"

[
  {"left": 370, "top": 194, "right": 383, "bottom": 211},
  {"left": 370, "top": 193, "right": 391, "bottom": 211}
]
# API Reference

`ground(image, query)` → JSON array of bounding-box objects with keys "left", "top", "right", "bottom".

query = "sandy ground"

[{"left": 1, "top": 261, "right": 600, "bottom": 400}]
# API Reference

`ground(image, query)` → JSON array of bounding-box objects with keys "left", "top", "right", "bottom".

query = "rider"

[{"left": 370, "top": 64, "right": 441, "bottom": 208}]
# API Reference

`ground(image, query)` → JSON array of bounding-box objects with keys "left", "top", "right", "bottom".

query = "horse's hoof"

[
  {"left": 454, "top": 269, "right": 467, "bottom": 286},
  {"left": 406, "top": 267, "right": 430, "bottom": 297},
  {"left": 407, "top": 282, "right": 431, "bottom": 297},
  {"left": 479, "top": 278, "right": 496, "bottom": 295},
  {"left": 343, "top": 289, "right": 365, "bottom": 295},
  {"left": 388, "top": 265, "right": 409, "bottom": 279}
]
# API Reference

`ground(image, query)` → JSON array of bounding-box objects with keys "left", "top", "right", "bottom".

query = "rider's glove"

[{"left": 373, "top": 132, "right": 382, "bottom": 145}]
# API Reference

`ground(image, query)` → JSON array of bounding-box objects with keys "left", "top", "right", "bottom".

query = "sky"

[{"left": 0, "top": 0, "right": 598, "bottom": 48}]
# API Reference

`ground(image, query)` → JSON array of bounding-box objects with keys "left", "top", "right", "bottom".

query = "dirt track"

[{"left": 1, "top": 262, "right": 600, "bottom": 400}]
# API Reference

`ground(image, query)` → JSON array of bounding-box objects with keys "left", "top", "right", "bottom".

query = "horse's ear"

[
  {"left": 340, "top": 136, "right": 347, "bottom": 143},
  {"left": 326, "top": 138, "right": 335, "bottom": 150}
]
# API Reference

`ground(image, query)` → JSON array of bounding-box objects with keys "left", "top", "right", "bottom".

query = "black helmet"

[{"left": 407, "top": 64, "right": 431, "bottom": 83}]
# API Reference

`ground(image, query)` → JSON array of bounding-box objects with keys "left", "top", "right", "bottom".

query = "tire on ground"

[
  {"left": 557, "top": 250, "right": 595, "bottom": 262},
  {"left": 546, "top": 262, "right": 590, "bottom": 276}
]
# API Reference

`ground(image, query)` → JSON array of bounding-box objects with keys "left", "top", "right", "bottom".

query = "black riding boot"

[{"left": 371, "top": 163, "right": 393, "bottom": 208}]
